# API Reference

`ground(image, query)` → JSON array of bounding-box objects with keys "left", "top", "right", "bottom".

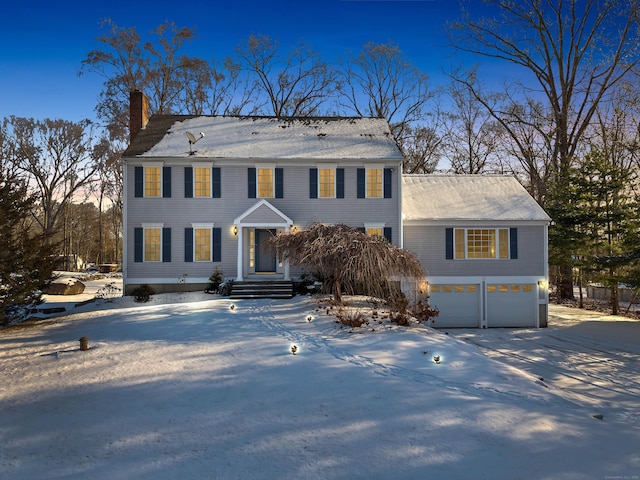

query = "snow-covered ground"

[{"left": 1, "top": 276, "right": 639, "bottom": 480}]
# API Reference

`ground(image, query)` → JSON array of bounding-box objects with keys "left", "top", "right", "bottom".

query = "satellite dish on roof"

[{"left": 185, "top": 131, "right": 205, "bottom": 154}]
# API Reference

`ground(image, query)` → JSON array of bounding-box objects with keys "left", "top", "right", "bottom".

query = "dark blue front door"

[{"left": 255, "top": 229, "right": 276, "bottom": 273}]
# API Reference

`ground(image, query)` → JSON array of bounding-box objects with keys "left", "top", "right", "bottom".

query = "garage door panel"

[
  {"left": 430, "top": 284, "right": 480, "bottom": 328},
  {"left": 487, "top": 284, "right": 536, "bottom": 327}
]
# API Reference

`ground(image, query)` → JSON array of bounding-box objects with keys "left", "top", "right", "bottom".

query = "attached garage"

[
  {"left": 429, "top": 283, "right": 481, "bottom": 328},
  {"left": 402, "top": 175, "right": 551, "bottom": 329},
  {"left": 426, "top": 278, "right": 542, "bottom": 329}
]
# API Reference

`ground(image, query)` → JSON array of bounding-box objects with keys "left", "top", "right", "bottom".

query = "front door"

[{"left": 255, "top": 229, "right": 277, "bottom": 273}]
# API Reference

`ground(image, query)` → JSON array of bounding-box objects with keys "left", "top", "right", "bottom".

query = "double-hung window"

[
  {"left": 184, "top": 225, "right": 222, "bottom": 262},
  {"left": 310, "top": 167, "right": 344, "bottom": 198},
  {"left": 248, "top": 167, "right": 283, "bottom": 198},
  {"left": 134, "top": 224, "right": 171, "bottom": 263},
  {"left": 319, "top": 168, "right": 335, "bottom": 198},
  {"left": 194, "top": 227, "right": 212, "bottom": 262},
  {"left": 367, "top": 168, "right": 383, "bottom": 198},
  {"left": 357, "top": 167, "right": 392, "bottom": 198},
  {"left": 134, "top": 165, "right": 171, "bottom": 198},
  {"left": 185, "top": 166, "right": 221, "bottom": 198},
  {"left": 144, "top": 227, "right": 162, "bottom": 261},
  {"left": 257, "top": 168, "right": 274, "bottom": 198},
  {"left": 363, "top": 223, "right": 392, "bottom": 242},
  {"left": 449, "top": 228, "right": 516, "bottom": 259},
  {"left": 145, "top": 167, "right": 161, "bottom": 197},
  {"left": 194, "top": 167, "right": 211, "bottom": 197}
]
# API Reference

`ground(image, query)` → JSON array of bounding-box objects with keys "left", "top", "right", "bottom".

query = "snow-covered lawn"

[{"left": 1, "top": 279, "right": 639, "bottom": 479}]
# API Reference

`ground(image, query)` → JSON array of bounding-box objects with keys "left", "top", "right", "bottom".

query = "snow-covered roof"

[
  {"left": 125, "top": 115, "right": 402, "bottom": 160},
  {"left": 402, "top": 175, "right": 551, "bottom": 222}
]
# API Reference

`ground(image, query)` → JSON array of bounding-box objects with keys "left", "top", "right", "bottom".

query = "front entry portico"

[{"left": 233, "top": 200, "right": 293, "bottom": 281}]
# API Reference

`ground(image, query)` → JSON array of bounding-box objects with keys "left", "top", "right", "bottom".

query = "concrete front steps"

[{"left": 229, "top": 280, "right": 294, "bottom": 299}]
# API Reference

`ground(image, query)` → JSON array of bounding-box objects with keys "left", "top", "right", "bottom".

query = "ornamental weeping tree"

[{"left": 269, "top": 223, "right": 425, "bottom": 304}]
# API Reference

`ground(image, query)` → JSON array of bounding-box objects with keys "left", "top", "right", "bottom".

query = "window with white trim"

[
  {"left": 194, "top": 228, "right": 212, "bottom": 261},
  {"left": 367, "top": 168, "right": 383, "bottom": 198},
  {"left": 194, "top": 167, "right": 211, "bottom": 197},
  {"left": 257, "top": 168, "right": 274, "bottom": 198},
  {"left": 144, "top": 227, "right": 161, "bottom": 262},
  {"left": 145, "top": 167, "right": 161, "bottom": 197},
  {"left": 454, "top": 228, "right": 510, "bottom": 259},
  {"left": 318, "top": 168, "right": 335, "bottom": 198}
]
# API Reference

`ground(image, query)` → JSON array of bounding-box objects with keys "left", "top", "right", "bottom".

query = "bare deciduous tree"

[
  {"left": 402, "top": 125, "right": 442, "bottom": 173},
  {"left": 7, "top": 117, "right": 99, "bottom": 246},
  {"left": 235, "top": 34, "right": 336, "bottom": 117},
  {"left": 337, "top": 42, "right": 434, "bottom": 155},
  {"left": 81, "top": 19, "right": 147, "bottom": 141},
  {"left": 443, "top": 71, "right": 504, "bottom": 174}
]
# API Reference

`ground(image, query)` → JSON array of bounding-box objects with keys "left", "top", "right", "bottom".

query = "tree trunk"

[
  {"left": 558, "top": 265, "right": 574, "bottom": 300},
  {"left": 578, "top": 270, "right": 584, "bottom": 309},
  {"left": 610, "top": 268, "right": 619, "bottom": 316},
  {"left": 333, "top": 276, "right": 343, "bottom": 305}
]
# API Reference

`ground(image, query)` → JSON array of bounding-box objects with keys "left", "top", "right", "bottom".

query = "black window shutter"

[
  {"left": 510, "top": 228, "right": 518, "bottom": 259},
  {"left": 248, "top": 168, "right": 256, "bottom": 198},
  {"left": 336, "top": 168, "right": 345, "bottom": 198},
  {"left": 384, "top": 168, "right": 392, "bottom": 198},
  {"left": 213, "top": 228, "right": 222, "bottom": 262},
  {"left": 184, "top": 228, "right": 194, "bottom": 262},
  {"left": 162, "top": 167, "right": 171, "bottom": 198},
  {"left": 162, "top": 228, "right": 171, "bottom": 262},
  {"left": 134, "top": 227, "right": 143, "bottom": 262},
  {"left": 309, "top": 168, "right": 318, "bottom": 198},
  {"left": 184, "top": 167, "right": 193, "bottom": 198},
  {"left": 384, "top": 227, "right": 392, "bottom": 243},
  {"left": 134, "top": 167, "right": 143, "bottom": 197},
  {"left": 357, "top": 168, "right": 365, "bottom": 198},
  {"left": 275, "top": 168, "right": 284, "bottom": 198},
  {"left": 212, "top": 168, "right": 221, "bottom": 198},
  {"left": 445, "top": 228, "right": 454, "bottom": 259}
]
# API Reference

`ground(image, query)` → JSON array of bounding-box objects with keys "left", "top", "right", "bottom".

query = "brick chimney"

[{"left": 129, "top": 90, "right": 149, "bottom": 142}]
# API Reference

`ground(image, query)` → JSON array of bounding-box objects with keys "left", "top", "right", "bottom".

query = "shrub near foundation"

[{"left": 131, "top": 284, "right": 155, "bottom": 303}]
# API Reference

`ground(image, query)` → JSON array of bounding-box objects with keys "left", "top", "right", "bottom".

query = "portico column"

[
  {"left": 284, "top": 224, "right": 291, "bottom": 280},
  {"left": 236, "top": 226, "right": 244, "bottom": 281}
]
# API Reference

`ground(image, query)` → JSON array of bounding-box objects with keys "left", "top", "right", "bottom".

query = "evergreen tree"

[
  {"left": 579, "top": 152, "right": 640, "bottom": 315},
  {"left": 0, "top": 171, "right": 55, "bottom": 324}
]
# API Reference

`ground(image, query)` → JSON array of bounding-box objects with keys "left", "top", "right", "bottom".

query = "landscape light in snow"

[
  {"left": 230, "top": 304, "right": 236, "bottom": 311},
  {"left": 433, "top": 355, "right": 441, "bottom": 364},
  {"left": 306, "top": 315, "right": 313, "bottom": 322},
  {"left": 290, "top": 345, "right": 298, "bottom": 355}
]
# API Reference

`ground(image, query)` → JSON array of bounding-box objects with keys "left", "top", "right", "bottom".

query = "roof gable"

[
  {"left": 125, "top": 115, "right": 402, "bottom": 160},
  {"left": 234, "top": 200, "right": 293, "bottom": 226},
  {"left": 402, "top": 175, "right": 551, "bottom": 223}
]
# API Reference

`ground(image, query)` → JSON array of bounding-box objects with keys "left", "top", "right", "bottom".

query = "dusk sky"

[{"left": 0, "top": 0, "right": 491, "bottom": 123}]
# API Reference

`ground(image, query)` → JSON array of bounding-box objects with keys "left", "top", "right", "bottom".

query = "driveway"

[{"left": 443, "top": 304, "right": 640, "bottom": 427}]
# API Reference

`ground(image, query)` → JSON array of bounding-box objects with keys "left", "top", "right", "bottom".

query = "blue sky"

[{"left": 0, "top": 0, "right": 482, "bottom": 122}]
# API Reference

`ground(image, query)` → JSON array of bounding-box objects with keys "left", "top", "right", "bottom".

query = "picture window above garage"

[{"left": 446, "top": 228, "right": 518, "bottom": 260}]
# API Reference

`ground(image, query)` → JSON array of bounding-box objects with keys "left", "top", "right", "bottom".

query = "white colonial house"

[{"left": 123, "top": 91, "right": 550, "bottom": 327}]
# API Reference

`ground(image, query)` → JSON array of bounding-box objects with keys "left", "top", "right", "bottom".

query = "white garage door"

[
  {"left": 486, "top": 284, "right": 537, "bottom": 327},
  {"left": 429, "top": 284, "right": 481, "bottom": 328}
]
